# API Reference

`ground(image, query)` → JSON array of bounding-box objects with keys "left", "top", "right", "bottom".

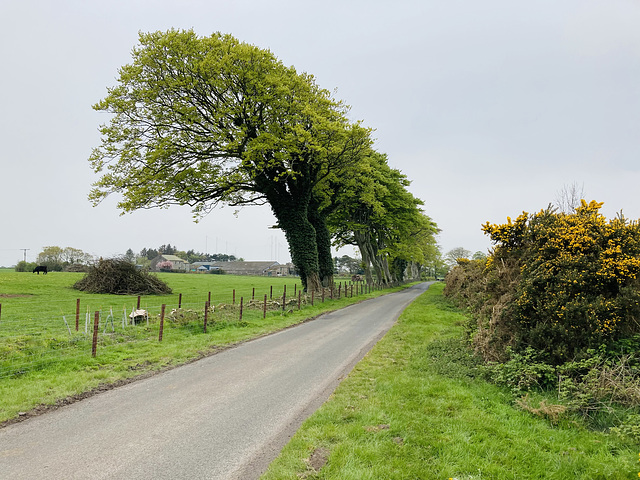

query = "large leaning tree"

[{"left": 88, "top": 29, "right": 370, "bottom": 291}]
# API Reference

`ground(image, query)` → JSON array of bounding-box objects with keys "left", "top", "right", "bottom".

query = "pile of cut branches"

[{"left": 73, "top": 258, "right": 172, "bottom": 295}]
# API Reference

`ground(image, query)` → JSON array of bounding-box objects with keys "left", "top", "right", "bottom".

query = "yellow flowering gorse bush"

[{"left": 454, "top": 200, "right": 640, "bottom": 363}]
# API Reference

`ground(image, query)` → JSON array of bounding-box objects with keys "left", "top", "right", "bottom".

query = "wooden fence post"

[
  {"left": 263, "top": 294, "right": 267, "bottom": 319},
  {"left": 92, "top": 311, "right": 99, "bottom": 357},
  {"left": 208, "top": 291, "right": 211, "bottom": 304},
  {"left": 159, "top": 304, "right": 165, "bottom": 341},
  {"left": 270, "top": 285, "right": 273, "bottom": 299},
  {"left": 298, "top": 290, "right": 301, "bottom": 310},
  {"left": 204, "top": 301, "right": 209, "bottom": 333},
  {"left": 311, "top": 290, "right": 314, "bottom": 306},
  {"left": 322, "top": 288, "right": 325, "bottom": 303},
  {"left": 178, "top": 293, "right": 182, "bottom": 309},
  {"left": 136, "top": 296, "right": 141, "bottom": 309},
  {"left": 252, "top": 287, "right": 255, "bottom": 300},
  {"left": 233, "top": 289, "right": 236, "bottom": 305},
  {"left": 0, "top": 303, "right": 2, "bottom": 325},
  {"left": 282, "top": 285, "right": 286, "bottom": 311},
  {"left": 240, "top": 297, "right": 243, "bottom": 321},
  {"left": 75, "top": 298, "right": 80, "bottom": 331}
]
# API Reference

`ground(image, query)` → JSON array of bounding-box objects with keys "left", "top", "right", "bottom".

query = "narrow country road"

[{"left": 0, "top": 282, "right": 431, "bottom": 479}]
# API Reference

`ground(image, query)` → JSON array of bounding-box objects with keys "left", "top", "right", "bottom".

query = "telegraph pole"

[{"left": 20, "top": 248, "right": 29, "bottom": 262}]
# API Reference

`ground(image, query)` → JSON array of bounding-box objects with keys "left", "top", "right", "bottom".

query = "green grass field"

[
  {"left": 0, "top": 270, "right": 305, "bottom": 326},
  {"left": 0, "top": 270, "right": 387, "bottom": 423},
  {"left": 262, "top": 283, "right": 638, "bottom": 479}
]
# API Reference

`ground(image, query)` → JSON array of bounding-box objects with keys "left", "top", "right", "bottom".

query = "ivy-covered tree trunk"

[
  {"left": 391, "top": 258, "right": 408, "bottom": 283},
  {"left": 381, "top": 255, "right": 393, "bottom": 284},
  {"left": 375, "top": 237, "right": 393, "bottom": 284},
  {"left": 283, "top": 212, "right": 321, "bottom": 292},
  {"left": 308, "top": 201, "right": 334, "bottom": 287},
  {"left": 269, "top": 198, "right": 321, "bottom": 292}
]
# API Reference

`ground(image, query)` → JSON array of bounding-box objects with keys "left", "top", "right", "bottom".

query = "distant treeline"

[{"left": 135, "top": 244, "right": 238, "bottom": 264}]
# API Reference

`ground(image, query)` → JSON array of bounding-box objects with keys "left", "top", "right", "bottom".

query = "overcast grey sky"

[{"left": 1, "top": 0, "right": 639, "bottom": 267}]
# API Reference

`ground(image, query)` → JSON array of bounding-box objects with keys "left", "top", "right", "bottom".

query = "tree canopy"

[
  {"left": 90, "top": 29, "right": 436, "bottom": 288},
  {"left": 36, "top": 246, "right": 94, "bottom": 271},
  {"left": 327, "top": 150, "right": 439, "bottom": 283},
  {"left": 90, "top": 29, "right": 370, "bottom": 291}
]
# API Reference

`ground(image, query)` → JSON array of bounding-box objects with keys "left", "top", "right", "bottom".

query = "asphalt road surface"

[{"left": 0, "top": 282, "right": 431, "bottom": 479}]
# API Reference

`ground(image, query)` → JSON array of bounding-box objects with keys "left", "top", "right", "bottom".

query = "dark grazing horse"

[{"left": 33, "top": 265, "right": 48, "bottom": 275}]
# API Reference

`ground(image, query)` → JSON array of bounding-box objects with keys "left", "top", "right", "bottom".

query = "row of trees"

[
  {"left": 15, "top": 246, "right": 94, "bottom": 272},
  {"left": 89, "top": 29, "right": 438, "bottom": 290},
  {"left": 333, "top": 255, "right": 363, "bottom": 275},
  {"left": 133, "top": 245, "right": 238, "bottom": 264},
  {"left": 443, "top": 247, "right": 486, "bottom": 266},
  {"left": 14, "top": 244, "right": 239, "bottom": 273}
]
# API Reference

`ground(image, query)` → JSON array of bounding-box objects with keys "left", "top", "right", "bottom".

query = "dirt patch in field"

[
  {"left": 306, "top": 447, "right": 330, "bottom": 471},
  {"left": 0, "top": 294, "right": 33, "bottom": 298}
]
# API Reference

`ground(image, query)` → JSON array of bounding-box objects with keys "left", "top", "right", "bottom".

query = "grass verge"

[{"left": 261, "top": 283, "right": 638, "bottom": 480}]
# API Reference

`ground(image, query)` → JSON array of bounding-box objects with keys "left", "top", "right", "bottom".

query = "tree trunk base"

[{"left": 305, "top": 272, "right": 322, "bottom": 293}]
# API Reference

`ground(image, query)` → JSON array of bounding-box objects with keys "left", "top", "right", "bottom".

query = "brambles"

[{"left": 73, "top": 258, "right": 172, "bottom": 295}]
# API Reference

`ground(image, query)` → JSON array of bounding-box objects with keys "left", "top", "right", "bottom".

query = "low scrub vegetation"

[{"left": 444, "top": 200, "right": 640, "bottom": 430}]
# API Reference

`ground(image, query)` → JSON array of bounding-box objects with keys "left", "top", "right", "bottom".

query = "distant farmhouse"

[
  {"left": 150, "top": 256, "right": 296, "bottom": 276},
  {"left": 192, "top": 261, "right": 296, "bottom": 276},
  {"left": 150, "top": 254, "right": 190, "bottom": 272}
]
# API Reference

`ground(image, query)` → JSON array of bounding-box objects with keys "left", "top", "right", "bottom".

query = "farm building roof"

[
  {"left": 216, "top": 261, "right": 277, "bottom": 275},
  {"left": 160, "top": 255, "right": 187, "bottom": 263}
]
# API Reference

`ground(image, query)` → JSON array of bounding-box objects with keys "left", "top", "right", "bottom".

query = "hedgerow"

[
  {"left": 449, "top": 200, "right": 640, "bottom": 364},
  {"left": 445, "top": 201, "right": 640, "bottom": 420}
]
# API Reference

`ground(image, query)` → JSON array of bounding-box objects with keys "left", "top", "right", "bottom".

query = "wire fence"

[{"left": 0, "top": 280, "right": 388, "bottom": 379}]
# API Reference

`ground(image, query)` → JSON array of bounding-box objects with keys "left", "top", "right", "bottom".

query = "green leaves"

[
  {"left": 89, "top": 29, "right": 376, "bottom": 288},
  {"left": 325, "top": 149, "right": 438, "bottom": 283}
]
